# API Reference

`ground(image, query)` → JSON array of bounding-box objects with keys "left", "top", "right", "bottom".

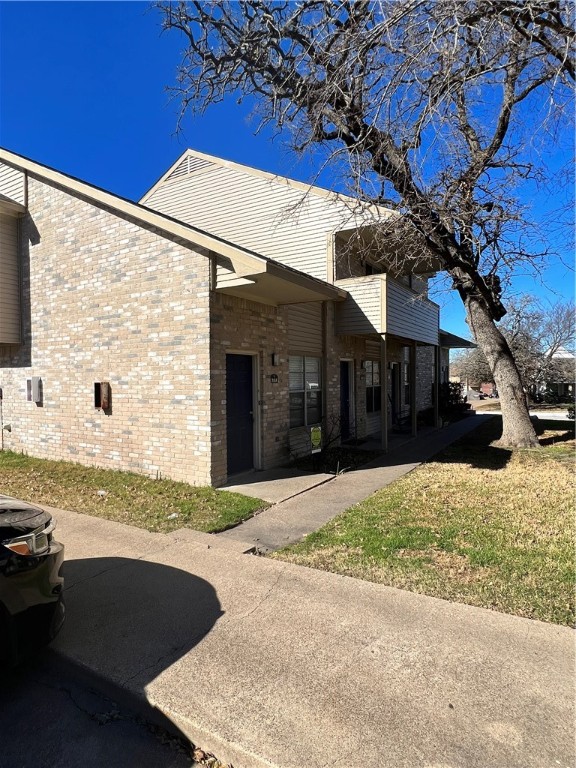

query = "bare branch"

[{"left": 155, "top": 0, "right": 574, "bottom": 447}]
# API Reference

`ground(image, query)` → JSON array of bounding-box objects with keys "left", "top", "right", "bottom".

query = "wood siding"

[
  {"left": 288, "top": 303, "right": 322, "bottom": 354},
  {"left": 0, "top": 163, "right": 25, "bottom": 205},
  {"left": 335, "top": 275, "right": 439, "bottom": 344},
  {"left": 334, "top": 276, "right": 384, "bottom": 335},
  {"left": 0, "top": 212, "right": 21, "bottom": 343},
  {"left": 142, "top": 159, "right": 365, "bottom": 282},
  {"left": 386, "top": 280, "right": 439, "bottom": 345},
  {"left": 365, "top": 340, "right": 381, "bottom": 358}
]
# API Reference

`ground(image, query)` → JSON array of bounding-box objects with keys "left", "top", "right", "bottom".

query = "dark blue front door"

[
  {"left": 226, "top": 354, "right": 254, "bottom": 475},
  {"left": 340, "top": 361, "right": 351, "bottom": 440}
]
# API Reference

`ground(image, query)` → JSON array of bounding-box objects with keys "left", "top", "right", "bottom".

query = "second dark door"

[{"left": 226, "top": 354, "right": 254, "bottom": 475}]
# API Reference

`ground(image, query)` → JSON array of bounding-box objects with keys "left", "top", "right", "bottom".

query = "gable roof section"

[
  {"left": 140, "top": 148, "right": 391, "bottom": 282},
  {"left": 142, "top": 147, "right": 373, "bottom": 206},
  {"left": 0, "top": 148, "right": 346, "bottom": 305},
  {"left": 551, "top": 346, "right": 575, "bottom": 360}
]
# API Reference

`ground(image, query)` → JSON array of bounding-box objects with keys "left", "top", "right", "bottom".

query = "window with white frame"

[
  {"left": 289, "top": 356, "right": 322, "bottom": 427},
  {"left": 365, "top": 360, "right": 381, "bottom": 413}
]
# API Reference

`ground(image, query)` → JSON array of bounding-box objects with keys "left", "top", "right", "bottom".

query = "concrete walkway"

[
  {"left": 50, "top": 506, "right": 574, "bottom": 768},
  {"left": 41, "top": 414, "right": 574, "bottom": 768},
  {"left": 219, "top": 415, "right": 494, "bottom": 552}
]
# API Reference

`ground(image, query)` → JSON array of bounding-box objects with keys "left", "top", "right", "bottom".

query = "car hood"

[{"left": 0, "top": 495, "right": 52, "bottom": 536}]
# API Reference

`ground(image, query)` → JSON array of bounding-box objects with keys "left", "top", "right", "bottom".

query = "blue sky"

[{"left": 0, "top": 1, "right": 573, "bottom": 338}]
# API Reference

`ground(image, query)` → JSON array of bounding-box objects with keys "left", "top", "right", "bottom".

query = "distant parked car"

[{"left": 0, "top": 496, "right": 64, "bottom": 666}]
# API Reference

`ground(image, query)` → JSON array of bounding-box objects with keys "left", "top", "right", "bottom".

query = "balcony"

[{"left": 334, "top": 274, "right": 439, "bottom": 345}]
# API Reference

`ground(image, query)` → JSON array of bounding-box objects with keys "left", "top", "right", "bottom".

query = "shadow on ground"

[
  {"left": 436, "top": 442, "right": 512, "bottom": 471},
  {"left": 44, "top": 557, "right": 224, "bottom": 762},
  {"left": 0, "top": 649, "right": 195, "bottom": 768},
  {"left": 429, "top": 417, "right": 512, "bottom": 471},
  {"left": 533, "top": 418, "right": 575, "bottom": 447},
  {"left": 433, "top": 416, "right": 575, "bottom": 471}
]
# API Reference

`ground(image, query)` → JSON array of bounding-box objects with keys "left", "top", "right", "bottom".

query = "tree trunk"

[{"left": 464, "top": 294, "right": 540, "bottom": 448}]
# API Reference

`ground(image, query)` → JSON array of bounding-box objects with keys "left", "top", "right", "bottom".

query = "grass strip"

[
  {"left": 0, "top": 451, "right": 266, "bottom": 533},
  {"left": 273, "top": 418, "right": 575, "bottom": 626}
]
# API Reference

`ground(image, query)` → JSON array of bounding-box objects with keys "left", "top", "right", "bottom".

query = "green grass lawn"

[
  {"left": 272, "top": 418, "right": 575, "bottom": 626},
  {"left": 0, "top": 451, "right": 266, "bottom": 533}
]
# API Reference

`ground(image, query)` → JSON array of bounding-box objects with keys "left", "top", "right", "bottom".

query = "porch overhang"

[
  {"left": 0, "top": 194, "right": 26, "bottom": 216},
  {"left": 439, "top": 330, "right": 476, "bottom": 349},
  {"left": 215, "top": 258, "right": 347, "bottom": 306}
]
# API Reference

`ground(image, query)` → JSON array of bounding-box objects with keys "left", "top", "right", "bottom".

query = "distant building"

[{"left": 537, "top": 347, "right": 575, "bottom": 401}]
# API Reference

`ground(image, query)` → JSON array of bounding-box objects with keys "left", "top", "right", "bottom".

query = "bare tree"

[
  {"left": 451, "top": 348, "right": 493, "bottom": 389},
  {"left": 503, "top": 296, "right": 575, "bottom": 392},
  {"left": 453, "top": 296, "right": 575, "bottom": 394},
  {"left": 156, "top": 0, "right": 575, "bottom": 447}
]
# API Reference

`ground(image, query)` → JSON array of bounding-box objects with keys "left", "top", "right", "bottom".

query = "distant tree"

[
  {"left": 453, "top": 297, "right": 575, "bottom": 393},
  {"left": 451, "top": 348, "right": 493, "bottom": 388},
  {"left": 505, "top": 297, "right": 575, "bottom": 394},
  {"left": 157, "top": 0, "right": 575, "bottom": 447}
]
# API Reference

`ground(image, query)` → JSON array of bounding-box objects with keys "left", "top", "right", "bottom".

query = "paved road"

[
  {"left": 1, "top": 650, "right": 198, "bottom": 768},
  {"left": 475, "top": 408, "right": 573, "bottom": 421},
  {"left": 529, "top": 410, "right": 572, "bottom": 421}
]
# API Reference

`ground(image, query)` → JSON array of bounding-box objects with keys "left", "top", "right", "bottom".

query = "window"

[
  {"left": 364, "top": 262, "right": 384, "bottom": 276},
  {"left": 289, "top": 356, "right": 322, "bottom": 427},
  {"left": 365, "top": 360, "right": 381, "bottom": 413}
]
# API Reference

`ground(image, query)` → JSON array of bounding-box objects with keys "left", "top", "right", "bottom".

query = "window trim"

[
  {"left": 289, "top": 355, "right": 323, "bottom": 427},
  {"left": 365, "top": 360, "right": 382, "bottom": 413}
]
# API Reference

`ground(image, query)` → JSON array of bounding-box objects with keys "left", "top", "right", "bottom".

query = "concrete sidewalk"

[
  {"left": 219, "top": 415, "right": 495, "bottom": 552},
  {"left": 50, "top": 506, "right": 574, "bottom": 768}
]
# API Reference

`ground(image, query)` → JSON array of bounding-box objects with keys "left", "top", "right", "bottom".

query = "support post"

[
  {"left": 380, "top": 335, "right": 388, "bottom": 451},
  {"left": 410, "top": 341, "right": 417, "bottom": 437},
  {"left": 433, "top": 345, "right": 441, "bottom": 428},
  {"left": 321, "top": 301, "right": 329, "bottom": 442}
]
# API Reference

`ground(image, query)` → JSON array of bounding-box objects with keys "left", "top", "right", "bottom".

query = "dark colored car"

[{"left": 0, "top": 495, "right": 64, "bottom": 665}]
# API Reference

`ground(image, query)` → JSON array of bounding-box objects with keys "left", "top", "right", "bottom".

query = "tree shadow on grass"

[
  {"left": 430, "top": 418, "right": 513, "bottom": 471},
  {"left": 533, "top": 418, "right": 575, "bottom": 447},
  {"left": 434, "top": 416, "right": 575, "bottom": 469},
  {"left": 435, "top": 442, "right": 512, "bottom": 471}
]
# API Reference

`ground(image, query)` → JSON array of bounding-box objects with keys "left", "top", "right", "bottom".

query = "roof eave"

[
  {"left": 439, "top": 330, "right": 476, "bottom": 349},
  {"left": 0, "top": 147, "right": 347, "bottom": 305}
]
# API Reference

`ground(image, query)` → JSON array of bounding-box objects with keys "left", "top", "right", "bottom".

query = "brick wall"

[
  {"left": 415, "top": 345, "right": 435, "bottom": 413},
  {"left": 209, "top": 292, "right": 290, "bottom": 486},
  {"left": 0, "top": 176, "right": 213, "bottom": 485},
  {"left": 210, "top": 296, "right": 376, "bottom": 484}
]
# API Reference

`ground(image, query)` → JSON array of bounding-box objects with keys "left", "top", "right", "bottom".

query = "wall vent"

[{"left": 166, "top": 155, "right": 216, "bottom": 181}]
